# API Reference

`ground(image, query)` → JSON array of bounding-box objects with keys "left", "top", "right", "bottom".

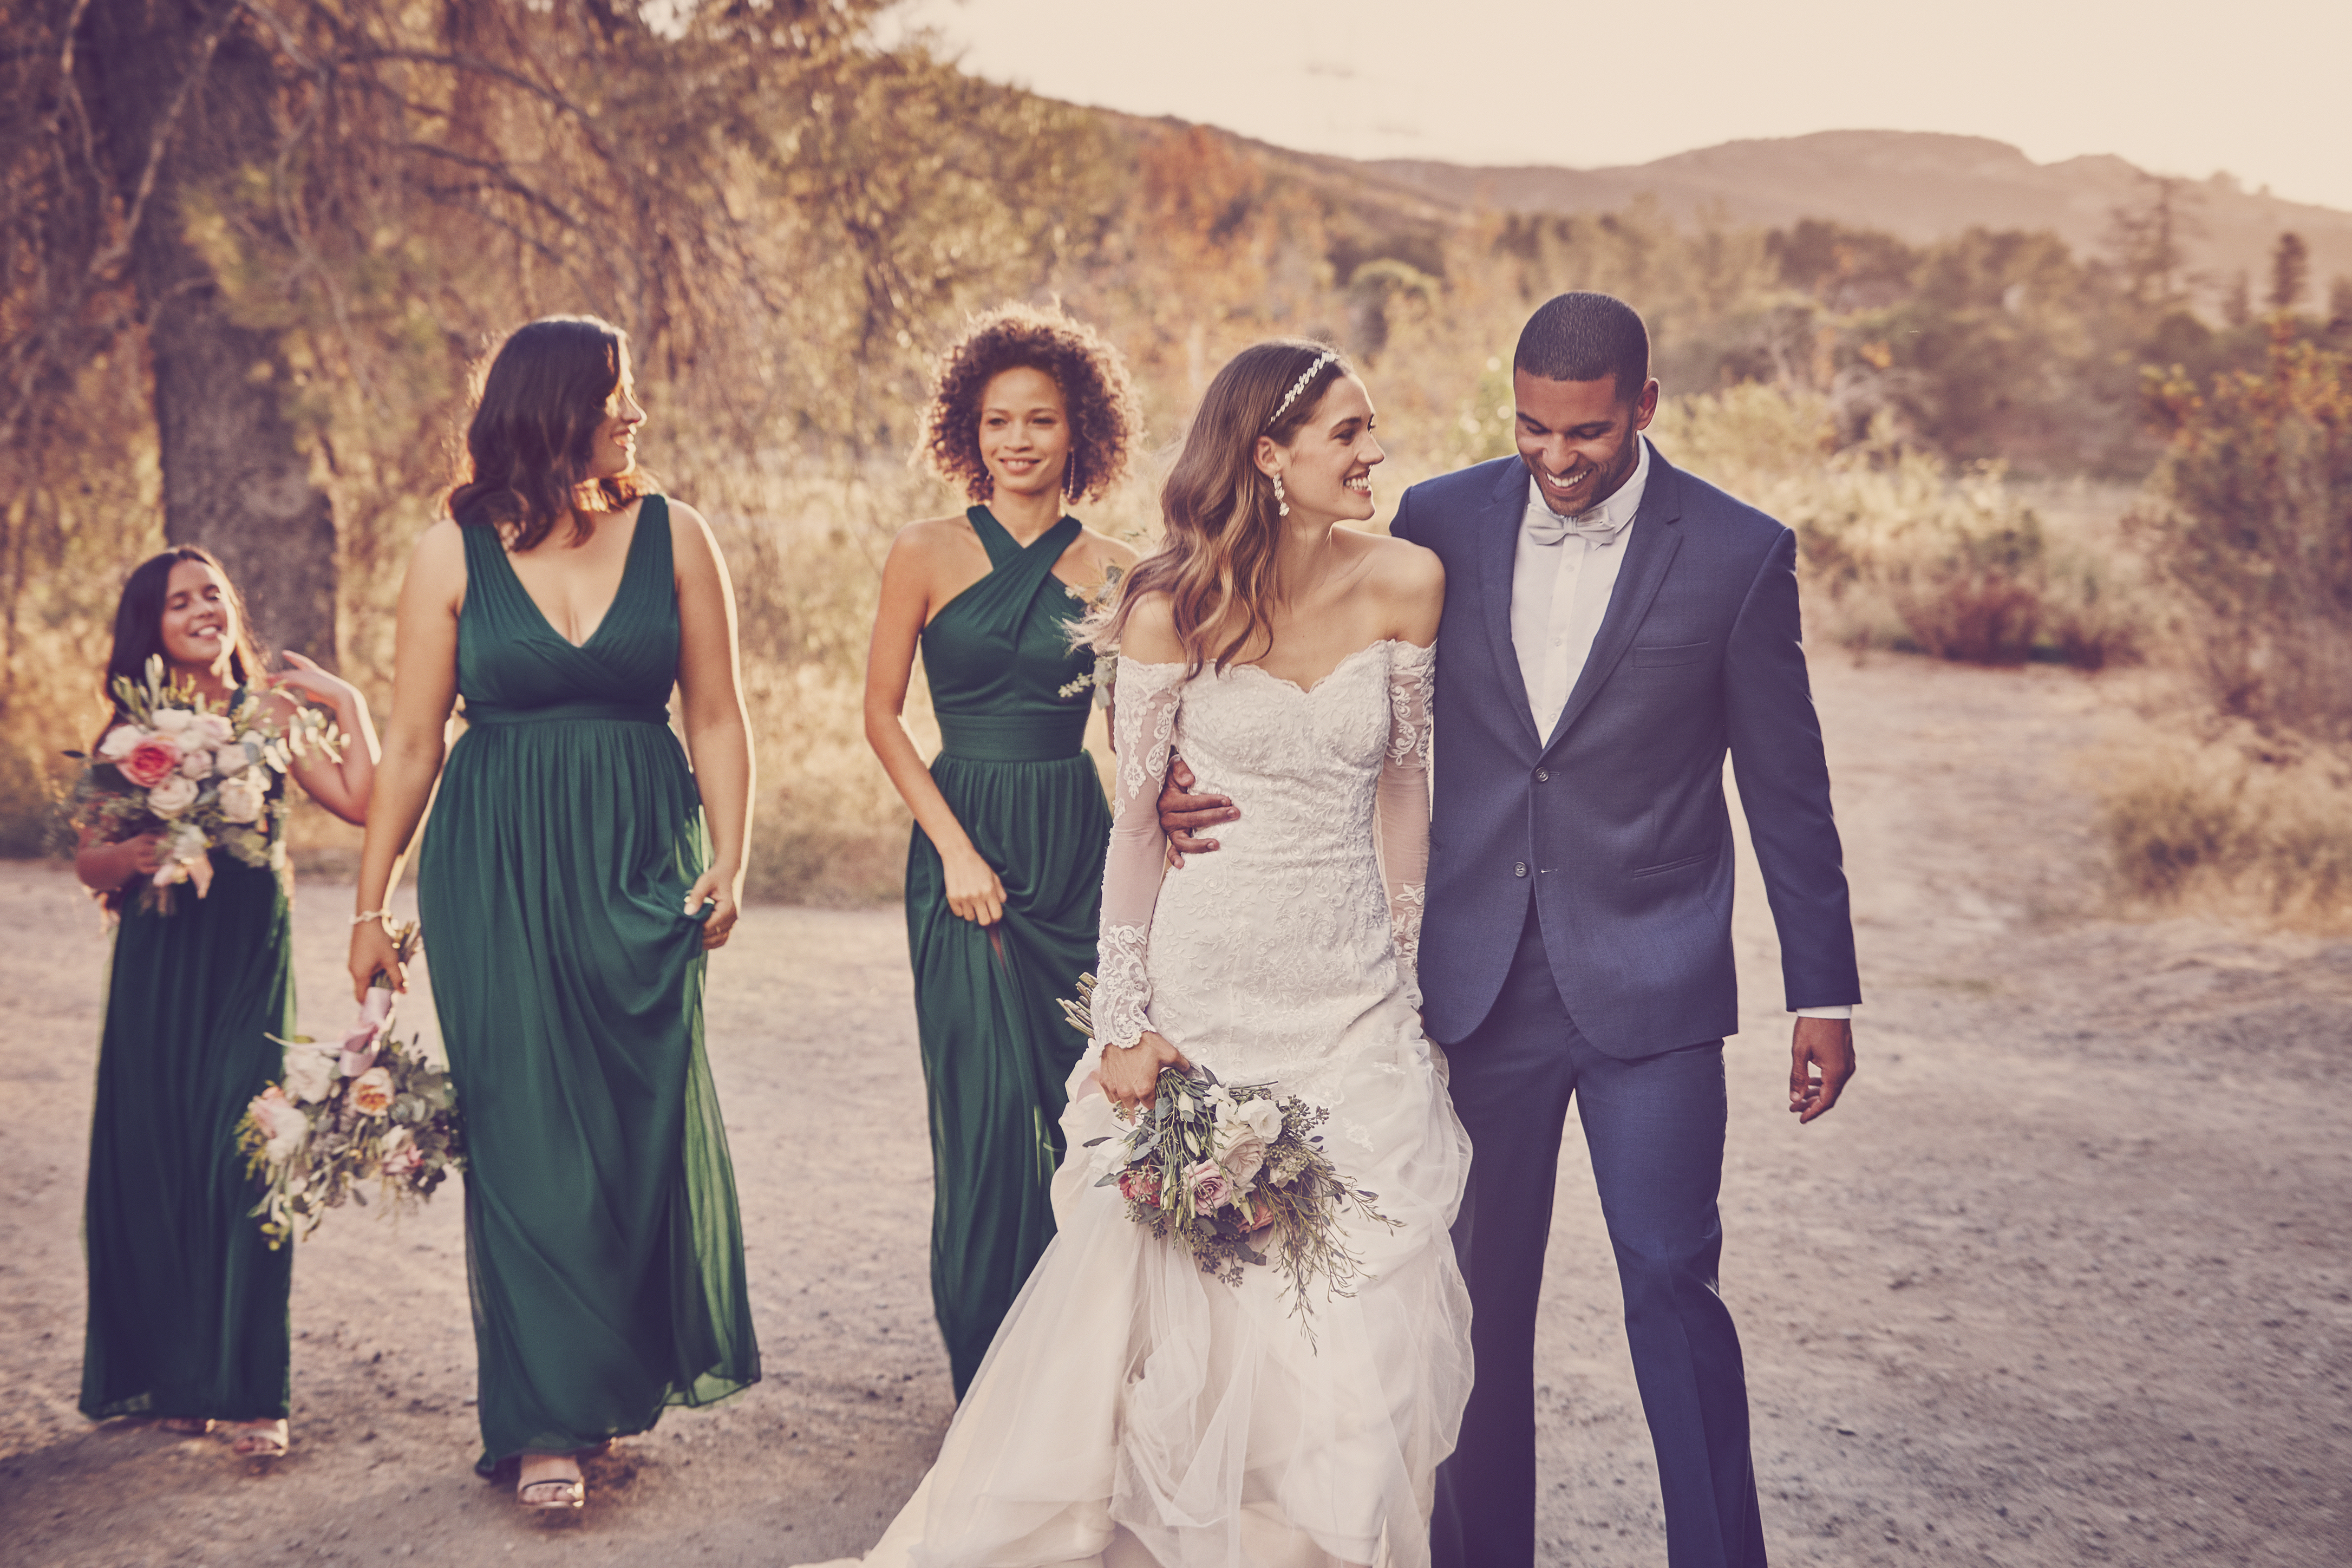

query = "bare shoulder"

[
  {"left": 1118, "top": 588, "right": 1184, "bottom": 664},
  {"left": 661, "top": 498, "right": 730, "bottom": 582},
  {"left": 406, "top": 518, "right": 469, "bottom": 605},
  {"left": 1079, "top": 526, "right": 1141, "bottom": 572},
  {"left": 1358, "top": 531, "right": 1443, "bottom": 598}
]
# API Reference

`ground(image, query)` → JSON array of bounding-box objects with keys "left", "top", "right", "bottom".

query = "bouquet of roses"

[
  {"left": 1062, "top": 973, "right": 1398, "bottom": 1332},
  {"left": 68, "top": 655, "right": 338, "bottom": 910},
  {"left": 237, "top": 922, "right": 465, "bottom": 1249}
]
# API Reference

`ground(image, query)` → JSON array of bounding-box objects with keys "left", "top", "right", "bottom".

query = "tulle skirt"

[{"left": 811, "top": 991, "right": 1473, "bottom": 1568}]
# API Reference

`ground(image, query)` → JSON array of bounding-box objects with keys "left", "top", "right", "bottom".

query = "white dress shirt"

[{"left": 1507, "top": 437, "right": 1853, "bottom": 1022}]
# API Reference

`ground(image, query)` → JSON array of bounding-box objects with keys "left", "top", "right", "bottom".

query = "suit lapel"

[
  {"left": 1541, "top": 445, "right": 1685, "bottom": 756},
  {"left": 1475, "top": 461, "right": 1543, "bottom": 753}
]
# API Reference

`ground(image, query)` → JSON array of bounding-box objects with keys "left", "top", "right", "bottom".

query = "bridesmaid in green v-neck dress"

[
  {"left": 349, "top": 317, "right": 758, "bottom": 1511},
  {"left": 866, "top": 305, "right": 1139, "bottom": 1395}
]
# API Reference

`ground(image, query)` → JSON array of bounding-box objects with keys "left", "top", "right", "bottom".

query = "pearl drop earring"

[{"left": 1272, "top": 473, "right": 1289, "bottom": 518}]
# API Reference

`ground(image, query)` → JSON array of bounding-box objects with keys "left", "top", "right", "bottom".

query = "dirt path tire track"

[{"left": 1, "top": 654, "right": 2344, "bottom": 1566}]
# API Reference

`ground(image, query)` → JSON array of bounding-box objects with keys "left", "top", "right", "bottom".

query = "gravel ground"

[{"left": 1, "top": 652, "right": 2346, "bottom": 1566}]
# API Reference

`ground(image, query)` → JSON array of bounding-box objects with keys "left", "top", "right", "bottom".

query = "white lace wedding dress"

[{"left": 805, "top": 638, "right": 1472, "bottom": 1568}]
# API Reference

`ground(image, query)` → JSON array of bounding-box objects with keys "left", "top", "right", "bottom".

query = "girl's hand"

[
  {"left": 266, "top": 650, "right": 356, "bottom": 710},
  {"left": 119, "top": 832, "right": 164, "bottom": 882},
  {"left": 943, "top": 847, "right": 1007, "bottom": 926},
  {"left": 349, "top": 918, "right": 407, "bottom": 1002},
  {"left": 684, "top": 867, "right": 740, "bottom": 951},
  {"left": 1098, "top": 1030, "right": 1191, "bottom": 1110}
]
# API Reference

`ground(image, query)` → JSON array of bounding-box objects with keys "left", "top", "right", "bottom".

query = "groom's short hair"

[{"left": 1514, "top": 292, "right": 1650, "bottom": 404}]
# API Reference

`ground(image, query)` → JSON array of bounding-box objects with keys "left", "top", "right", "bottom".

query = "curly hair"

[{"left": 920, "top": 303, "right": 1138, "bottom": 504}]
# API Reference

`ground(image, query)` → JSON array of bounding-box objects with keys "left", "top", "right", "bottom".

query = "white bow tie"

[{"left": 1525, "top": 499, "right": 1632, "bottom": 548}]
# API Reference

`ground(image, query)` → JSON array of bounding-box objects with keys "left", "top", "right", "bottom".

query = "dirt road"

[{"left": 2, "top": 653, "right": 2346, "bottom": 1566}]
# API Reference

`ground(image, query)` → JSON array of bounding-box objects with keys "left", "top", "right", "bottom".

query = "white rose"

[
  {"left": 97, "top": 725, "right": 142, "bottom": 760},
  {"left": 213, "top": 744, "right": 250, "bottom": 778},
  {"left": 149, "top": 708, "right": 194, "bottom": 734},
  {"left": 178, "top": 745, "right": 214, "bottom": 779},
  {"left": 1234, "top": 1097, "right": 1285, "bottom": 1144},
  {"left": 146, "top": 775, "right": 199, "bottom": 817},
  {"left": 252, "top": 1092, "right": 309, "bottom": 1162},
  {"left": 187, "top": 713, "right": 234, "bottom": 747},
  {"left": 281, "top": 1044, "right": 338, "bottom": 1105},
  {"left": 216, "top": 774, "right": 265, "bottom": 824}
]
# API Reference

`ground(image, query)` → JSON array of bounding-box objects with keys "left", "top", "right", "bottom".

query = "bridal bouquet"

[
  {"left": 1062, "top": 974, "right": 1398, "bottom": 1329},
  {"left": 68, "top": 655, "right": 337, "bottom": 910},
  {"left": 237, "top": 923, "right": 465, "bottom": 1249}
]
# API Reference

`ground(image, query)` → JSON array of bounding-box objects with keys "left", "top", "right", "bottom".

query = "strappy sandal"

[
  {"left": 225, "top": 1419, "right": 290, "bottom": 1458},
  {"left": 158, "top": 1417, "right": 213, "bottom": 1435},
  {"left": 516, "top": 1457, "right": 586, "bottom": 1512}
]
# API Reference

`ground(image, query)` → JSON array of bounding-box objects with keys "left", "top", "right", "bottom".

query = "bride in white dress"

[{"left": 807, "top": 341, "right": 1472, "bottom": 1568}]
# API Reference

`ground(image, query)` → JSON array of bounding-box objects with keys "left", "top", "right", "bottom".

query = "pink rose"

[
  {"left": 1187, "top": 1159, "right": 1233, "bottom": 1212},
  {"left": 378, "top": 1127, "right": 420, "bottom": 1178},
  {"left": 250, "top": 1086, "right": 308, "bottom": 1161},
  {"left": 348, "top": 1066, "right": 395, "bottom": 1118},
  {"left": 1218, "top": 1132, "right": 1267, "bottom": 1189},
  {"left": 119, "top": 736, "right": 182, "bottom": 788}
]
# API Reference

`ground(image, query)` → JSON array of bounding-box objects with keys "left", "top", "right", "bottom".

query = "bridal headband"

[{"left": 1266, "top": 350, "right": 1340, "bottom": 429}]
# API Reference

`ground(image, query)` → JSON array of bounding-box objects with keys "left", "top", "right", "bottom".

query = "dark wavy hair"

[
  {"left": 100, "top": 546, "right": 264, "bottom": 731},
  {"left": 919, "top": 303, "right": 1138, "bottom": 504},
  {"left": 1099, "top": 339, "right": 1349, "bottom": 676},
  {"left": 446, "top": 315, "right": 648, "bottom": 550}
]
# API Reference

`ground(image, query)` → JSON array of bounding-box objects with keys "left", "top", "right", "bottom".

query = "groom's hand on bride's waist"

[{"left": 1159, "top": 754, "right": 1238, "bottom": 868}]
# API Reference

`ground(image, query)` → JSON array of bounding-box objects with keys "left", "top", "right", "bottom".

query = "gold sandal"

[
  {"left": 225, "top": 1419, "right": 290, "bottom": 1458},
  {"left": 517, "top": 1457, "right": 586, "bottom": 1511}
]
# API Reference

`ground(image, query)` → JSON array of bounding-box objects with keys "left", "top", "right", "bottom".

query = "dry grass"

[{"left": 2089, "top": 717, "right": 2352, "bottom": 928}]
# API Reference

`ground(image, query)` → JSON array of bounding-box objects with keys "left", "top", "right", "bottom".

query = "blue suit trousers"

[{"left": 1432, "top": 903, "right": 1766, "bottom": 1568}]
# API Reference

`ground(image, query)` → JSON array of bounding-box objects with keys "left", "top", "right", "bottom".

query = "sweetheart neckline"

[{"left": 1120, "top": 637, "right": 1429, "bottom": 698}]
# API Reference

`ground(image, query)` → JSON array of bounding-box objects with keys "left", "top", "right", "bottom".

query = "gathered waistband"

[
  {"left": 462, "top": 700, "right": 670, "bottom": 727},
  {"left": 934, "top": 709, "right": 1089, "bottom": 764}
]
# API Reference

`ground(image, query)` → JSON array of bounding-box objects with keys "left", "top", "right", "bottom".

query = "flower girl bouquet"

[
  {"left": 68, "top": 655, "right": 338, "bottom": 910},
  {"left": 1062, "top": 974, "right": 1399, "bottom": 1328},
  {"left": 237, "top": 922, "right": 465, "bottom": 1249}
]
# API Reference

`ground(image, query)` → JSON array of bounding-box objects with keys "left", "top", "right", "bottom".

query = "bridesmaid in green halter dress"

[
  {"left": 865, "top": 304, "right": 1139, "bottom": 1396},
  {"left": 349, "top": 317, "right": 759, "bottom": 1511}
]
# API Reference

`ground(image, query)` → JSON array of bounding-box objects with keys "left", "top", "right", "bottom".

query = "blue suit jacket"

[{"left": 1390, "top": 444, "right": 1860, "bottom": 1057}]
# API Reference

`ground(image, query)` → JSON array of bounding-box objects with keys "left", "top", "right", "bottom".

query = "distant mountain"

[{"left": 1347, "top": 130, "right": 2352, "bottom": 305}]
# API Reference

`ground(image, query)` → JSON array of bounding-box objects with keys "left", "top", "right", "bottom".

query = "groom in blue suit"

[{"left": 1164, "top": 292, "right": 1859, "bottom": 1566}]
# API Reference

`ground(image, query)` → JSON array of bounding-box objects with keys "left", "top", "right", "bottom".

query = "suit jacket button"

[
  {"left": 1513, "top": 862, "right": 1528, "bottom": 878},
  {"left": 1534, "top": 768, "right": 1550, "bottom": 782}
]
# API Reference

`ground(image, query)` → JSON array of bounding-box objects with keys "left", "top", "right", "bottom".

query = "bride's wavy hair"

[
  {"left": 1095, "top": 339, "right": 1349, "bottom": 675},
  {"left": 446, "top": 315, "right": 649, "bottom": 550}
]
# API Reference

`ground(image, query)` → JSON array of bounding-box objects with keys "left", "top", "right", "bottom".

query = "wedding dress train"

[{"left": 806, "top": 639, "right": 1472, "bottom": 1568}]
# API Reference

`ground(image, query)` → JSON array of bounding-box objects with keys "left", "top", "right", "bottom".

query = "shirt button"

[
  {"left": 1535, "top": 768, "right": 1550, "bottom": 782},
  {"left": 1513, "top": 862, "right": 1528, "bottom": 878}
]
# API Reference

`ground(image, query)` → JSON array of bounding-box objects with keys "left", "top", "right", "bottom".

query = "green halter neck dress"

[
  {"left": 81, "top": 756, "right": 294, "bottom": 1425},
  {"left": 907, "top": 505, "right": 1111, "bottom": 1396},
  {"left": 419, "top": 497, "right": 758, "bottom": 1469}
]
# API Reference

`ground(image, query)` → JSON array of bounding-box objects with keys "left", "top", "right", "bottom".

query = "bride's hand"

[{"left": 1099, "top": 1030, "right": 1190, "bottom": 1109}]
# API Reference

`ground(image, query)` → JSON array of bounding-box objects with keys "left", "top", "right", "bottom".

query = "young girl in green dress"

[
  {"left": 77, "top": 545, "right": 379, "bottom": 1458},
  {"left": 348, "top": 315, "right": 759, "bottom": 1512},
  {"left": 863, "top": 303, "right": 1138, "bottom": 1396}
]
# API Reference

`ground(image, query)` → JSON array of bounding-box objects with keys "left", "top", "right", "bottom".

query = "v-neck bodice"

[
  {"left": 454, "top": 497, "right": 679, "bottom": 725},
  {"left": 919, "top": 506, "right": 1093, "bottom": 762}
]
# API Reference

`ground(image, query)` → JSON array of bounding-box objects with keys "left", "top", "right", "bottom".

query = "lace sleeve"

[
  {"left": 1095, "top": 657, "right": 1186, "bottom": 1048},
  {"left": 1374, "top": 640, "right": 1435, "bottom": 1005}
]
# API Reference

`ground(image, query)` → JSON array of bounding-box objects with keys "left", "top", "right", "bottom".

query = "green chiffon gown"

[
  {"left": 906, "top": 505, "right": 1110, "bottom": 1396},
  {"left": 81, "top": 850, "right": 295, "bottom": 1423},
  {"left": 419, "top": 497, "right": 758, "bottom": 1471}
]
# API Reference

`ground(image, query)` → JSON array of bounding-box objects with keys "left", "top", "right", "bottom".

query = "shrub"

[
  {"left": 2098, "top": 728, "right": 2352, "bottom": 923},
  {"left": 2133, "top": 326, "right": 2352, "bottom": 742}
]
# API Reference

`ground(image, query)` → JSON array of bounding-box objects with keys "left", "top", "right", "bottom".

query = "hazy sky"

[{"left": 885, "top": 0, "right": 2352, "bottom": 212}]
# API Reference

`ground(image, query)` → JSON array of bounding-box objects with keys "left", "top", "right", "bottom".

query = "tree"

[
  {"left": 2269, "top": 231, "right": 2310, "bottom": 313},
  {"left": 2105, "top": 175, "right": 2199, "bottom": 313}
]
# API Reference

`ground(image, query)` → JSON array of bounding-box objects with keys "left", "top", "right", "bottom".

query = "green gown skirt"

[
  {"left": 81, "top": 856, "right": 295, "bottom": 1422},
  {"left": 906, "top": 746, "right": 1109, "bottom": 1395},
  {"left": 419, "top": 710, "right": 758, "bottom": 1468}
]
